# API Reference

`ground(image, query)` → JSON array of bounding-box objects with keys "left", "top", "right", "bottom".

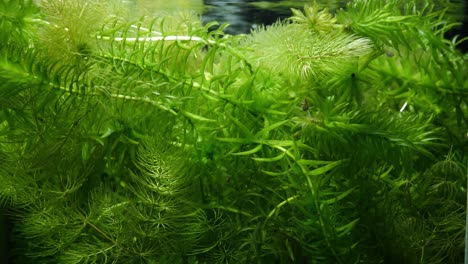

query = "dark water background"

[
  {"left": 126, "top": 0, "right": 466, "bottom": 50},
  {"left": 202, "top": 0, "right": 347, "bottom": 34},
  {"left": 205, "top": 0, "right": 467, "bottom": 50},
  {"left": 126, "top": 0, "right": 348, "bottom": 34}
]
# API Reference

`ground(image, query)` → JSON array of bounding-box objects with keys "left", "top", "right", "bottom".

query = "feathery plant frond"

[
  {"left": 0, "top": 0, "right": 40, "bottom": 47},
  {"left": 243, "top": 6, "right": 374, "bottom": 82},
  {"left": 35, "top": 0, "right": 110, "bottom": 62},
  {"left": 7, "top": 138, "right": 209, "bottom": 263},
  {"left": 289, "top": 3, "right": 340, "bottom": 33},
  {"left": 345, "top": 0, "right": 468, "bottom": 153},
  {"left": 338, "top": 0, "right": 466, "bottom": 53}
]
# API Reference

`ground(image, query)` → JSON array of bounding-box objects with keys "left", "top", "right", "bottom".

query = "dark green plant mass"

[{"left": 0, "top": 0, "right": 467, "bottom": 263}]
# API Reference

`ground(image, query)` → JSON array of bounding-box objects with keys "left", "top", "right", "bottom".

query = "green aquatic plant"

[{"left": 0, "top": 0, "right": 467, "bottom": 263}]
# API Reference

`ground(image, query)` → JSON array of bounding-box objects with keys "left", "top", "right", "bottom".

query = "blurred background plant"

[{"left": 0, "top": 0, "right": 466, "bottom": 263}]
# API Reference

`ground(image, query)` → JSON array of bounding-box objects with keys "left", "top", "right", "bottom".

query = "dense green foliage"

[{"left": 0, "top": 0, "right": 467, "bottom": 263}]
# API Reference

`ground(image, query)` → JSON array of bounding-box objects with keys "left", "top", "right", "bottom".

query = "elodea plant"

[{"left": 0, "top": 0, "right": 467, "bottom": 263}]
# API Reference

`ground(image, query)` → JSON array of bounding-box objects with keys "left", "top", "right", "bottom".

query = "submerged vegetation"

[{"left": 0, "top": 0, "right": 467, "bottom": 263}]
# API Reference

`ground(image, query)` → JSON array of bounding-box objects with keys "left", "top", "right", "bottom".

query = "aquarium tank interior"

[{"left": 0, "top": 0, "right": 467, "bottom": 263}]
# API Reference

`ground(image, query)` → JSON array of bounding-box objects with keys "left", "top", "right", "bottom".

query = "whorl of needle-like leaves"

[
  {"left": 125, "top": 139, "right": 208, "bottom": 258},
  {"left": 243, "top": 8, "right": 373, "bottom": 82},
  {"left": 35, "top": 0, "right": 114, "bottom": 62},
  {"left": 130, "top": 138, "right": 192, "bottom": 197},
  {"left": 337, "top": 0, "right": 466, "bottom": 52},
  {"left": 289, "top": 3, "right": 339, "bottom": 33}
]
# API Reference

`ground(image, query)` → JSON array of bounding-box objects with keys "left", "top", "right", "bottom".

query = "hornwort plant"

[{"left": 0, "top": 0, "right": 467, "bottom": 263}]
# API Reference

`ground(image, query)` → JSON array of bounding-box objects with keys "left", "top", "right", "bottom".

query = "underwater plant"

[{"left": 0, "top": 0, "right": 467, "bottom": 263}]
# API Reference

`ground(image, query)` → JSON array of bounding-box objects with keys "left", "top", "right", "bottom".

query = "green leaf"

[
  {"left": 255, "top": 119, "right": 289, "bottom": 138},
  {"left": 216, "top": 137, "right": 251, "bottom": 144},
  {"left": 100, "top": 127, "right": 113, "bottom": 138},
  {"left": 252, "top": 152, "right": 285, "bottom": 162},
  {"left": 335, "top": 218, "right": 360, "bottom": 237},
  {"left": 298, "top": 159, "right": 334, "bottom": 166},
  {"left": 285, "top": 238, "right": 295, "bottom": 262},
  {"left": 232, "top": 144, "right": 262, "bottom": 156},
  {"left": 81, "top": 142, "right": 90, "bottom": 161},
  {"left": 323, "top": 187, "right": 355, "bottom": 205},
  {"left": 180, "top": 110, "right": 216, "bottom": 123},
  {"left": 261, "top": 170, "right": 288, "bottom": 176},
  {"left": 223, "top": 111, "right": 254, "bottom": 138},
  {"left": 257, "top": 139, "right": 295, "bottom": 147},
  {"left": 308, "top": 160, "right": 343, "bottom": 176}
]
